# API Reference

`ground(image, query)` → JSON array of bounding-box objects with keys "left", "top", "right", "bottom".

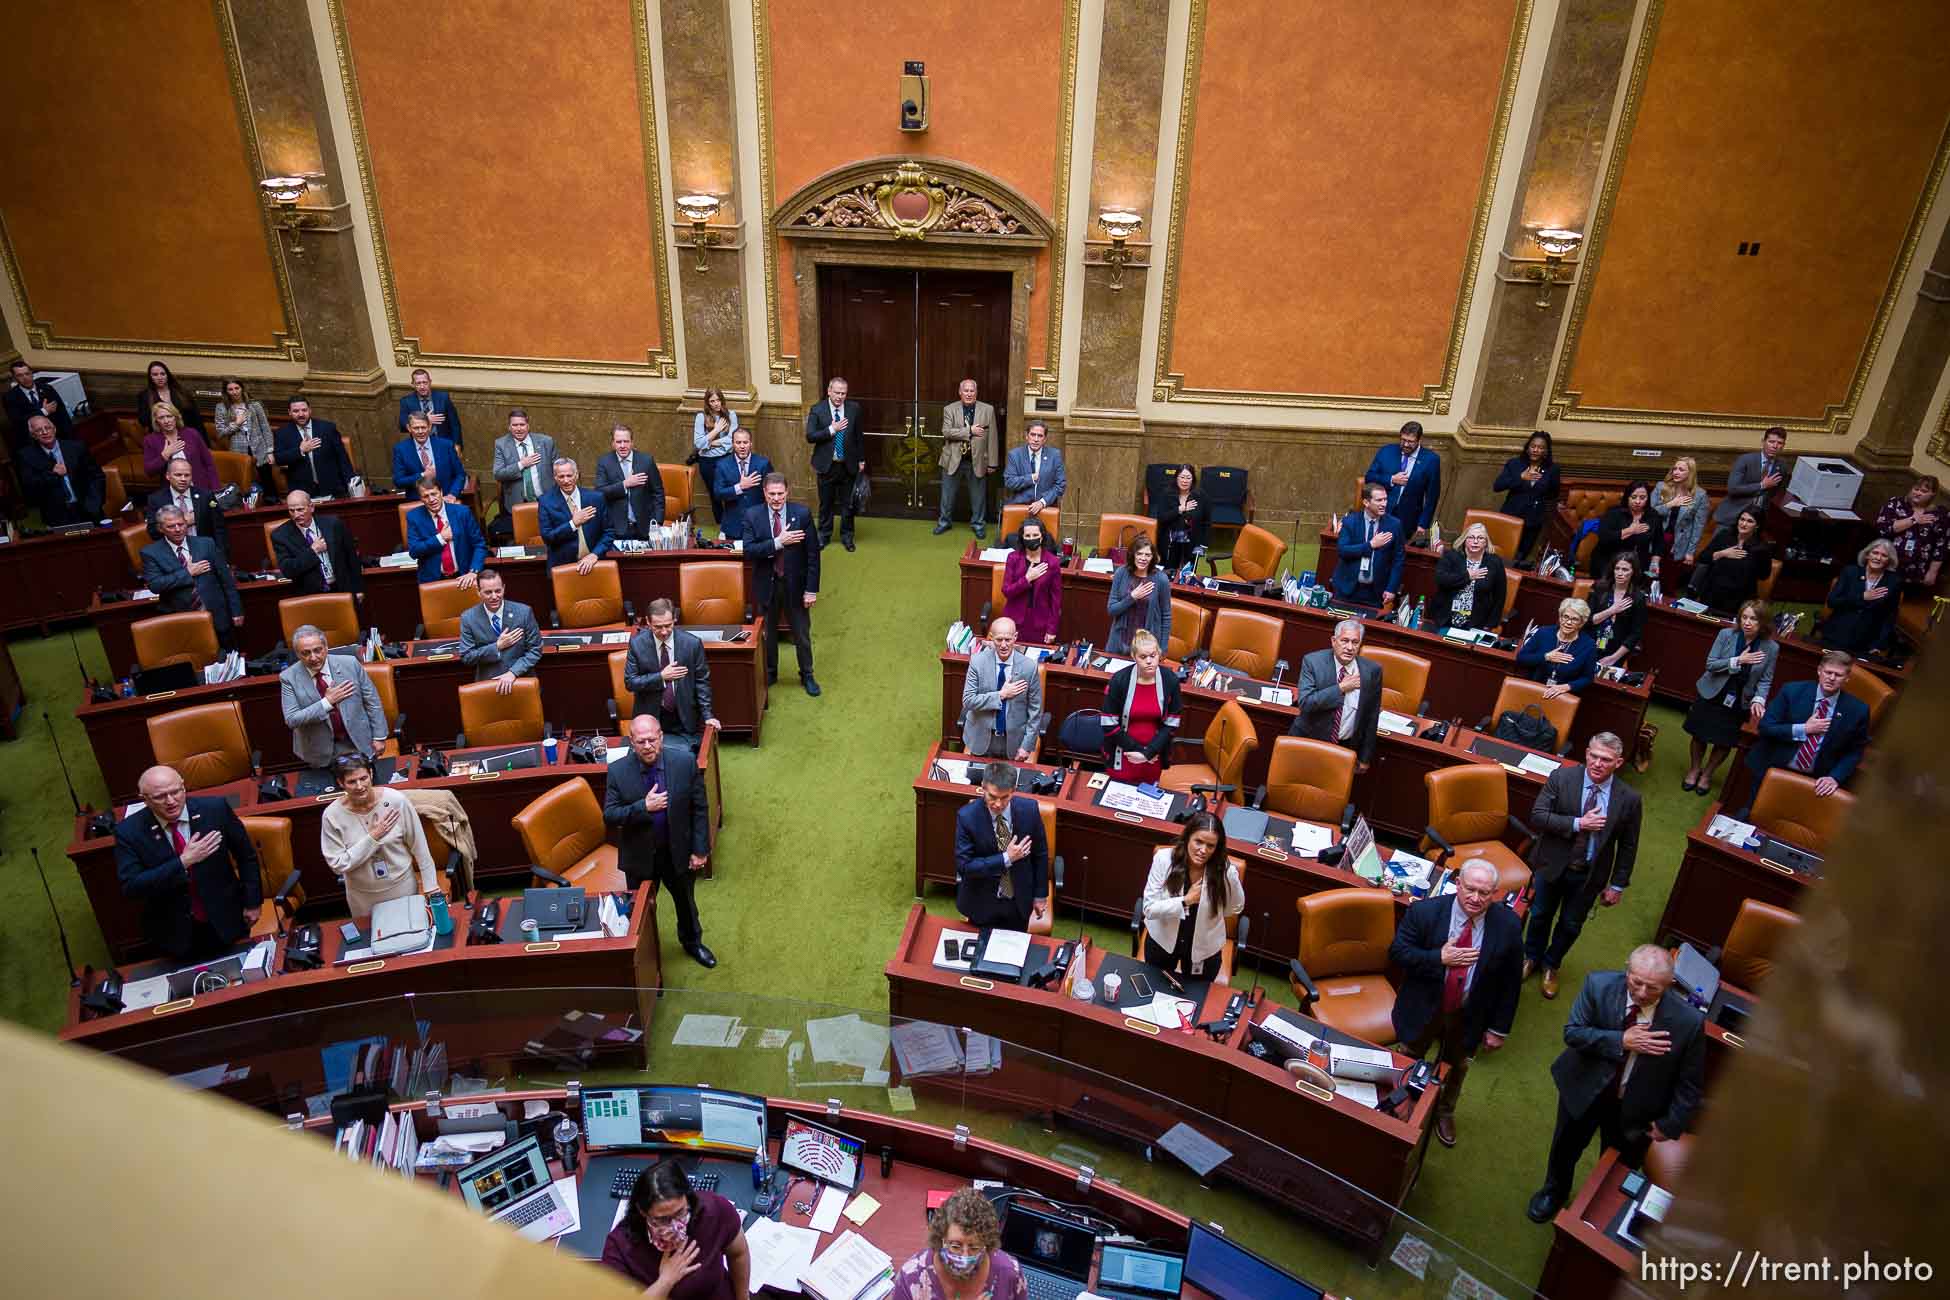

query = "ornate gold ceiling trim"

[
  {"left": 1929, "top": 377, "right": 1950, "bottom": 464},
  {"left": 776, "top": 158, "right": 1055, "bottom": 245}
]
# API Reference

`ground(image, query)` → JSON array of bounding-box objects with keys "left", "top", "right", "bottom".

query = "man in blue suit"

[
  {"left": 1002, "top": 419, "right": 1066, "bottom": 516},
  {"left": 116, "top": 764, "right": 262, "bottom": 960},
  {"left": 711, "top": 428, "right": 772, "bottom": 539},
  {"left": 537, "top": 457, "right": 612, "bottom": 573},
  {"left": 405, "top": 476, "right": 486, "bottom": 584},
  {"left": 1333, "top": 483, "right": 1404, "bottom": 608},
  {"left": 392, "top": 410, "right": 467, "bottom": 496},
  {"left": 953, "top": 762, "right": 1049, "bottom": 932},
  {"left": 1743, "top": 650, "right": 1870, "bottom": 809},
  {"left": 140, "top": 506, "right": 245, "bottom": 649},
  {"left": 1365, "top": 420, "right": 1441, "bottom": 543},
  {"left": 398, "top": 367, "right": 464, "bottom": 448}
]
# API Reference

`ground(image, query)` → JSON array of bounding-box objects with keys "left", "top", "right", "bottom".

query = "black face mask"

[{"left": 1023, "top": 537, "right": 1043, "bottom": 553}]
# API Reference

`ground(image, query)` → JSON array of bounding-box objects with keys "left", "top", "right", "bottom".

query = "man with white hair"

[
  {"left": 114, "top": 765, "right": 261, "bottom": 960},
  {"left": 1291, "top": 617, "right": 1383, "bottom": 772},
  {"left": 280, "top": 625, "right": 387, "bottom": 769},
  {"left": 1527, "top": 944, "right": 1705, "bottom": 1223},
  {"left": 139, "top": 504, "right": 244, "bottom": 648},
  {"left": 1389, "top": 858, "right": 1524, "bottom": 1148},
  {"left": 537, "top": 456, "right": 612, "bottom": 573}
]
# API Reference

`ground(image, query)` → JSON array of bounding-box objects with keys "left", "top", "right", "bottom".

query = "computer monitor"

[
  {"left": 579, "top": 1086, "right": 766, "bottom": 1156},
  {"left": 1182, "top": 1222, "right": 1323, "bottom": 1300},
  {"left": 779, "top": 1117, "right": 864, "bottom": 1189}
]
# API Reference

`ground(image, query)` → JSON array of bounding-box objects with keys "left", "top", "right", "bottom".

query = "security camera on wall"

[{"left": 900, "top": 60, "right": 929, "bottom": 132}]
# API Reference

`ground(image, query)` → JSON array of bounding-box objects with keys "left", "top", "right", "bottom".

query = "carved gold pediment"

[{"left": 777, "top": 157, "right": 1052, "bottom": 244}]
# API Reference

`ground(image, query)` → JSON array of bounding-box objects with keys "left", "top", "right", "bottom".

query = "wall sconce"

[
  {"left": 1525, "top": 227, "right": 1584, "bottom": 308},
  {"left": 1097, "top": 209, "right": 1144, "bottom": 291},
  {"left": 676, "top": 193, "right": 723, "bottom": 272},
  {"left": 258, "top": 174, "right": 325, "bottom": 258}
]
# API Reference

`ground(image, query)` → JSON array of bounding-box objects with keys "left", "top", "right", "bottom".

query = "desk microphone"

[
  {"left": 33, "top": 846, "right": 120, "bottom": 1017},
  {"left": 70, "top": 627, "right": 111, "bottom": 701},
  {"left": 45, "top": 713, "right": 86, "bottom": 817}
]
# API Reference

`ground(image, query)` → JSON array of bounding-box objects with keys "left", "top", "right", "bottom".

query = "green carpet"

[{"left": 0, "top": 518, "right": 1712, "bottom": 1298}]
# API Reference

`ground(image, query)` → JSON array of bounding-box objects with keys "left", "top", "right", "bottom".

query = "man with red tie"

[
  {"left": 405, "top": 475, "right": 486, "bottom": 585},
  {"left": 1389, "top": 859, "right": 1524, "bottom": 1149},
  {"left": 391, "top": 410, "right": 467, "bottom": 497},
  {"left": 114, "top": 765, "right": 262, "bottom": 960},
  {"left": 139, "top": 506, "right": 245, "bottom": 649},
  {"left": 1741, "top": 650, "right": 1870, "bottom": 815},
  {"left": 739, "top": 472, "right": 822, "bottom": 696}
]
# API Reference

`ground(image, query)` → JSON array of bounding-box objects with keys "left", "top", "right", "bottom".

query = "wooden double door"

[{"left": 816, "top": 265, "right": 1012, "bottom": 517}]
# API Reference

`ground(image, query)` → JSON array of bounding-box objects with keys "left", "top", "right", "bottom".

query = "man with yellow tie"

[{"left": 537, "top": 457, "right": 611, "bottom": 575}]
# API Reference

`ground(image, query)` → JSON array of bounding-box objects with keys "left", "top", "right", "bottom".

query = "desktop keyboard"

[
  {"left": 1022, "top": 1272, "right": 1084, "bottom": 1300},
  {"left": 611, "top": 1166, "right": 720, "bottom": 1198},
  {"left": 503, "top": 1196, "right": 557, "bottom": 1228}
]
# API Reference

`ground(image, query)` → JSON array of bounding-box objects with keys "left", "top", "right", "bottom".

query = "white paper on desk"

[
  {"left": 547, "top": 1174, "right": 580, "bottom": 1237},
  {"left": 495, "top": 545, "right": 527, "bottom": 559},
  {"left": 978, "top": 547, "right": 1011, "bottom": 562},
  {"left": 692, "top": 629, "right": 725, "bottom": 641},
  {"left": 436, "top": 1131, "right": 507, "bottom": 1153},
  {"left": 805, "top": 1013, "right": 892, "bottom": 1071},
  {"left": 1517, "top": 753, "right": 1560, "bottom": 777},
  {"left": 1259, "top": 685, "right": 1294, "bottom": 707},
  {"left": 1707, "top": 815, "right": 1757, "bottom": 843},
  {"left": 745, "top": 1218, "right": 820, "bottom": 1294},
  {"left": 1257, "top": 1015, "right": 1319, "bottom": 1056},
  {"left": 933, "top": 757, "right": 972, "bottom": 785},
  {"left": 671, "top": 1013, "right": 741, "bottom": 1047},
  {"left": 808, "top": 1183, "right": 847, "bottom": 1232},
  {"left": 1101, "top": 781, "right": 1173, "bottom": 820},
  {"left": 1335, "top": 1080, "right": 1380, "bottom": 1108},
  {"left": 130, "top": 588, "right": 157, "bottom": 601},
  {"left": 1081, "top": 556, "right": 1116, "bottom": 573},
  {"left": 1137, "top": 993, "right": 1195, "bottom": 1030},
  {"left": 931, "top": 929, "right": 978, "bottom": 974},
  {"left": 599, "top": 630, "right": 631, "bottom": 645},
  {"left": 1377, "top": 709, "right": 1417, "bottom": 735},
  {"left": 377, "top": 552, "right": 416, "bottom": 568},
  {"left": 120, "top": 974, "right": 170, "bottom": 1010},
  {"left": 1290, "top": 822, "right": 1334, "bottom": 855},
  {"left": 981, "top": 929, "right": 1032, "bottom": 969},
  {"left": 443, "top": 1101, "right": 500, "bottom": 1120},
  {"left": 1099, "top": 656, "right": 1134, "bottom": 675}
]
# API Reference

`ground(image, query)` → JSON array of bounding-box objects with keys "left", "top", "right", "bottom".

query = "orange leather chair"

[
  {"left": 1364, "top": 647, "right": 1430, "bottom": 716},
  {"left": 1754, "top": 558, "right": 1783, "bottom": 604},
  {"left": 511, "top": 501, "right": 541, "bottom": 546},
  {"left": 660, "top": 462, "right": 693, "bottom": 521},
  {"left": 363, "top": 661, "right": 406, "bottom": 754},
  {"left": 1166, "top": 599, "right": 1209, "bottom": 663},
  {"left": 1161, "top": 698, "right": 1258, "bottom": 797},
  {"left": 259, "top": 518, "right": 286, "bottom": 565},
  {"left": 396, "top": 501, "right": 417, "bottom": 547},
  {"left": 552, "top": 560, "right": 627, "bottom": 628},
  {"left": 241, "top": 815, "right": 302, "bottom": 940},
  {"left": 1207, "top": 609, "right": 1281, "bottom": 679},
  {"left": 1001, "top": 502, "right": 1063, "bottom": 545},
  {"left": 1750, "top": 769, "right": 1853, "bottom": 854},
  {"left": 279, "top": 592, "right": 359, "bottom": 649},
  {"left": 418, "top": 812, "right": 465, "bottom": 897},
  {"left": 1570, "top": 577, "right": 1593, "bottom": 603},
  {"left": 131, "top": 612, "right": 221, "bottom": 672},
  {"left": 1462, "top": 509, "right": 1523, "bottom": 559},
  {"left": 1719, "top": 897, "right": 1799, "bottom": 989},
  {"left": 680, "top": 561, "right": 745, "bottom": 625},
  {"left": 1501, "top": 570, "right": 1523, "bottom": 625},
  {"left": 120, "top": 522, "right": 152, "bottom": 580},
  {"left": 102, "top": 465, "right": 128, "bottom": 517},
  {"left": 1288, "top": 888, "right": 1398, "bottom": 1045},
  {"left": 457, "top": 678, "right": 546, "bottom": 746},
  {"left": 607, "top": 650, "right": 637, "bottom": 729},
  {"left": 147, "top": 701, "right": 257, "bottom": 790},
  {"left": 1641, "top": 1131, "right": 1697, "bottom": 1190},
  {"left": 1488, "top": 676, "right": 1579, "bottom": 754},
  {"left": 982, "top": 564, "right": 1007, "bottom": 628},
  {"left": 512, "top": 778, "right": 625, "bottom": 892},
  {"left": 1097, "top": 513, "right": 1157, "bottom": 553},
  {"left": 418, "top": 579, "right": 477, "bottom": 638},
  {"left": 1026, "top": 801, "right": 1062, "bottom": 937},
  {"left": 1256, "top": 736, "right": 1355, "bottom": 826},
  {"left": 1843, "top": 664, "right": 1893, "bottom": 732},
  {"left": 209, "top": 449, "right": 255, "bottom": 497},
  {"left": 1420, "top": 765, "right": 1534, "bottom": 894},
  {"left": 1223, "top": 523, "right": 1287, "bottom": 582}
]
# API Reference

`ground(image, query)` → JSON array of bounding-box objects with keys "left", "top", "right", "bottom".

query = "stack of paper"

[
  {"left": 1081, "top": 556, "right": 1116, "bottom": 573},
  {"left": 890, "top": 1021, "right": 963, "bottom": 1077},
  {"left": 802, "top": 1229, "right": 894, "bottom": 1300},
  {"left": 805, "top": 1014, "right": 892, "bottom": 1072},
  {"left": 1130, "top": 993, "right": 1194, "bottom": 1030},
  {"left": 671, "top": 1013, "right": 747, "bottom": 1048},
  {"left": 1517, "top": 753, "right": 1560, "bottom": 777},
  {"left": 1377, "top": 709, "right": 1418, "bottom": 735},
  {"left": 746, "top": 1219, "right": 822, "bottom": 1295},
  {"left": 1290, "top": 822, "right": 1334, "bottom": 855},
  {"left": 1706, "top": 814, "right": 1757, "bottom": 844},
  {"left": 1101, "top": 782, "right": 1173, "bottom": 819},
  {"left": 964, "top": 1032, "right": 1002, "bottom": 1075}
]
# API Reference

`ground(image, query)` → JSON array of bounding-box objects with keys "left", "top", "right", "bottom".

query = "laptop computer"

[
  {"left": 1182, "top": 1222, "right": 1322, "bottom": 1300},
  {"left": 1094, "top": 1244, "right": 1185, "bottom": 1300},
  {"left": 457, "top": 1134, "right": 575, "bottom": 1242},
  {"left": 521, "top": 886, "right": 587, "bottom": 932},
  {"left": 131, "top": 661, "right": 197, "bottom": 694},
  {"left": 1001, "top": 1203, "right": 1096, "bottom": 1300}
]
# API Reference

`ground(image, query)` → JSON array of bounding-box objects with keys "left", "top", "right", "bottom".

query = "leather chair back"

[
  {"left": 1755, "top": 558, "right": 1783, "bottom": 604},
  {"left": 512, "top": 501, "right": 541, "bottom": 545},
  {"left": 1751, "top": 768, "right": 1854, "bottom": 853},
  {"left": 1026, "top": 799, "right": 1059, "bottom": 937},
  {"left": 1295, "top": 888, "right": 1396, "bottom": 980},
  {"left": 241, "top": 815, "right": 299, "bottom": 937},
  {"left": 988, "top": 564, "right": 1006, "bottom": 625},
  {"left": 1490, "top": 676, "right": 1580, "bottom": 752},
  {"left": 1560, "top": 486, "right": 1616, "bottom": 527},
  {"left": 1641, "top": 1131, "right": 1696, "bottom": 1190},
  {"left": 1462, "top": 509, "right": 1523, "bottom": 559},
  {"left": 457, "top": 677, "right": 545, "bottom": 746},
  {"left": 418, "top": 813, "right": 460, "bottom": 896},
  {"left": 131, "top": 612, "right": 220, "bottom": 672},
  {"left": 1097, "top": 513, "right": 1157, "bottom": 552},
  {"left": 120, "top": 522, "right": 151, "bottom": 580},
  {"left": 1207, "top": 609, "right": 1280, "bottom": 679},
  {"left": 209, "top": 449, "right": 255, "bottom": 497},
  {"left": 1424, "top": 765, "right": 1509, "bottom": 846},
  {"left": 552, "top": 560, "right": 624, "bottom": 628},
  {"left": 1721, "top": 897, "right": 1799, "bottom": 989},
  {"left": 1502, "top": 570, "right": 1523, "bottom": 623},
  {"left": 1228, "top": 523, "right": 1287, "bottom": 581},
  {"left": 1001, "top": 502, "right": 1062, "bottom": 544},
  {"left": 364, "top": 661, "right": 401, "bottom": 737},
  {"left": 1571, "top": 578, "right": 1593, "bottom": 603},
  {"left": 260, "top": 518, "right": 285, "bottom": 564},
  {"left": 396, "top": 501, "right": 417, "bottom": 547},
  {"left": 1200, "top": 699, "right": 1260, "bottom": 790},
  {"left": 102, "top": 465, "right": 128, "bottom": 516},
  {"left": 1262, "top": 737, "right": 1354, "bottom": 822},
  {"left": 1844, "top": 663, "right": 1893, "bottom": 732},
  {"left": 1166, "top": 598, "right": 1209, "bottom": 663},
  {"left": 417, "top": 579, "right": 477, "bottom": 638},
  {"left": 1364, "top": 647, "right": 1430, "bottom": 716},
  {"left": 279, "top": 592, "right": 359, "bottom": 649},
  {"left": 608, "top": 649, "right": 633, "bottom": 728},
  {"left": 147, "top": 700, "right": 252, "bottom": 789},
  {"left": 512, "top": 778, "right": 623, "bottom": 891},
  {"left": 680, "top": 561, "right": 744, "bottom": 625},
  {"left": 660, "top": 462, "right": 692, "bottom": 519}
]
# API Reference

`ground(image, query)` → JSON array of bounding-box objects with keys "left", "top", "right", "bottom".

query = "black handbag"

[
  {"left": 849, "top": 469, "right": 872, "bottom": 515},
  {"left": 1492, "top": 703, "right": 1557, "bottom": 753}
]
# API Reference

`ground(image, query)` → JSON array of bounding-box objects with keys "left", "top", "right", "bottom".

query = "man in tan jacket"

[{"left": 935, "top": 377, "right": 998, "bottom": 540}]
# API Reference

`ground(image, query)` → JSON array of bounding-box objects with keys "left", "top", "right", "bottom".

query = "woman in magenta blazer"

[
  {"left": 141, "top": 402, "right": 220, "bottom": 490},
  {"left": 1002, "top": 514, "right": 1062, "bottom": 642}
]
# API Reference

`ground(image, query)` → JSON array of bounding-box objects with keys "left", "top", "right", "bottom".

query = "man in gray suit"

[
  {"left": 1714, "top": 425, "right": 1790, "bottom": 525},
  {"left": 456, "top": 568, "right": 543, "bottom": 692},
  {"left": 1290, "top": 618, "right": 1383, "bottom": 772},
  {"left": 1523, "top": 732, "right": 1642, "bottom": 998},
  {"left": 1526, "top": 945, "right": 1705, "bottom": 1223},
  {"left": 280, "top": 626, "right": 387, "bottom": 769},
  {"left": 490, "top": 408, "right": 557, "bottom": 509},
  {"left": 1002, "top": 420, "right": 1066, "bottom": 518},
  {"left": 934, "top": 377, "right": 997, "bottom": 540},
  {"left": 623, "top": 597, "right": 717, "bottom": 746},
  {"left": 960, "top": 617, "right": 1044, "bottom": 761}
]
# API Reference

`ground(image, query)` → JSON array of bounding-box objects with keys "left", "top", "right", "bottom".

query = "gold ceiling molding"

[
  {"left": 324, "top": 0, "right": 677, "bottom": 378},
  {"left": 1151, "top": 0, "right": 1533, "bottom": 412},
  {"left": 750, "top": 0, "right": 1079, "bottom": 393},
  {"left": 0, "top": 1, "right": 303, "bottom": 362},
  {"left": 1930, "top": 380, "right": 1950, "bottom": 464},
  {"left": 776, "top": 158, "right": 1054, "bottom": 245},
  {"left": 1546, "top": 0, "right": 1950, "bottom": 434}
]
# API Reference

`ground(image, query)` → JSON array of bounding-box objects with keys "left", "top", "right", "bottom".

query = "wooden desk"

[
  {"left": 1657, "top": 804, "right": 1813, "bottom": 953},
  {"left": 1314, "top": 528, "right": 1440, "bottom": 604},
  {"left": 0, "top": 522, "right": 145, "bottom": 635},
  {"left": 1536, "top": 1148, "right": 1639, "bottom": 1300},
  {"left": 222, "top": 487, "right": 480, "bottom": 572},
  {"left": 886, "top": 904, "right": 1437, "bottom": 1251}
]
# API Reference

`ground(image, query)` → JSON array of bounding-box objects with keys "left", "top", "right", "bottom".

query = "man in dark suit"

[
  {"left": 603, "top": 714, "right": 715, "bottom": 968},
  {"left": 456, "top": 568, "right": 542, "bottom": 689},
  {"left": 145, "top": 455, "right": 229, "bottom": 547},
  {"left": 1334, "top": 483, "right": 1405, "bottom": 608},
  {"left": 592, "top": 422, "right": 664, "bottom": 541},
  {"left": 741, "top": 472, "right": 822, "bottom": 696},
  {"left": 1290, "top": 618, "right": 1383, "bottom": 772},
  {"left": 392, "top": 410, "right": 466, "bottom": 496},
  {"left": 17, "top": 413, "right": 104, "bottom": 524},
  {"left": 271, "top": 490, "right": 364, "bottom": 597},
  {"left": 953, "top": 762, "right": 1050, "bottom": 932},
  {"left": 141, "top": 506, "right": 244, "bottom": 648},
  {"left": 1523, "top": 732, "right": 1642, "bottom": 999},
  {"left": 115, "top": 764, "right": 262, "bottom": 960},
  {"left": 1526, "top": 946, "right": 1706, "bottom": 1223},
  {"left": 805, "top": 375, "right": 865, "bottom": 551},
  {"left": 1364, "top": 420, "right": 1442, "bottom": 544},
  {"left": 274, "top": 397, "right": 356, "bottom": 499},
  {"left": 398, "top": 367, "right": 464, "bottom": 448},
  {"left": 710, "top": 428, "right": 771, "bottom": 538},
  {"left": 7, "top": 359, "right": 72, "bottom": 447},
  {"left": 623, "top": 597, "right": 716, "bottom": 746},
  {"left": 1714, "top": 425, "right": 1789, "bottom": 526},
  {"left": 1390, "top": 859, "right": 1523, "bottom": 1148},
  {"left": 405, "top": 476, "right": 486, "bottom": 585},
  {"left": 537, "top": 457, "right": 613, "bottom": 572},
  {"left": 1743, "top": 650, "right": 1869, "bottom": 810}
]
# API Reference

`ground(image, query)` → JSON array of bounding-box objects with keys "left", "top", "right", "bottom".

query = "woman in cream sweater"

[{"left": 321, "top": 754, "right": 438, "bottom": 914}]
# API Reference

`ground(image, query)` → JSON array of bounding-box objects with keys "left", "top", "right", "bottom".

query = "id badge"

[
  {"left": 374, "top": 865, "right": 387, "bottom": 878},
  {"left": 1722, "top": 693, "right": 1736, "bottom": 708},
  {"left": 1359, "top": 555, "right": 1373, "bottom": 582}
]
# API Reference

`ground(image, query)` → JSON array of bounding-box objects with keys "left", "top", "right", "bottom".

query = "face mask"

[
  {"left": 942, "top": 1247, "right": 984, "bottom": 1277},
  {"left": 648, "top": 1212, "right": 690, "bottom": 1252}
]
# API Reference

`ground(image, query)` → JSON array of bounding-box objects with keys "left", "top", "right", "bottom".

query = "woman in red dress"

[{"left": 1100, "top": 629, "right": 1182, "bottom": 785}]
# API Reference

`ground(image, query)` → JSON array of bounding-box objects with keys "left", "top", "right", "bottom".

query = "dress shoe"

[
  {"left": 931, "top": 521, "right": 951, "bottom": 535},
  {"left": 802, "top": 674, "right": 822, "bottom": 697},
  {"left": 1435, "top": 1115, "right": 1457, "bottom": 1148},
  {"left": 1541, "top": 967, "right": 1559, "bottom": 999},
  {"left": 766, "top": 671, "right": 777, "bottom": 686},
  {"left": 684, "top": 942, "right": 717, "bottom": 969},
  {"left": 973, "top": 524, "right": 987, "bottom": 540},
  {"left": 1526, "top": 1189, "right": 1562, "bottom": 1224},
  {"left": 1521, "top": 958, "right": 1536, "bottom": 982},
  {"left": 841, "top": 536, "right": 856, "bottom": 552}
]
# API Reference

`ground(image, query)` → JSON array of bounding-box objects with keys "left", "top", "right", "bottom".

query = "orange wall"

[
  {"left": 339, "top": 0, "right": 662, "bottom": 363},
  {"left": 766, "top": 0, "right": 1066, "bottom": 368},
  {"left": 0, "top": 0, "right": 285, "bottom": 349},
  {"left": 1169, "top": 0, "right": 1518, "bottom": 398},
  {"left": 1569, "top": 1, "right": 1950, "bottom": 418}
]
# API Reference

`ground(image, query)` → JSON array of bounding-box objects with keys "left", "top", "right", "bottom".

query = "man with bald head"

[
  {"left": 960, "top": 616, "right": 1044, "bottom": 761},
  {"left": 1527, "top": 944, "right": 1706, "bottom": 1222},
  {"left": 16, "top": 412, "right": 104, "bottom": 525},
  {"left": 602, "top": 714, "right": 715, "bottom": 968},
  {"left": 271, "top": 490, "right": 364, "bottom": 597},
  {"left": 144, "top": 454, "right": 227, "bottom": 547},
  {"left": 140, "top": 504, "right": 244, "bottom": 648},
  {"left": 115, "top": 765, "right": 261, "bottom": 960},
  {"left": 1389, "top": 858, "right": 1524, "bottom": 1148}
]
